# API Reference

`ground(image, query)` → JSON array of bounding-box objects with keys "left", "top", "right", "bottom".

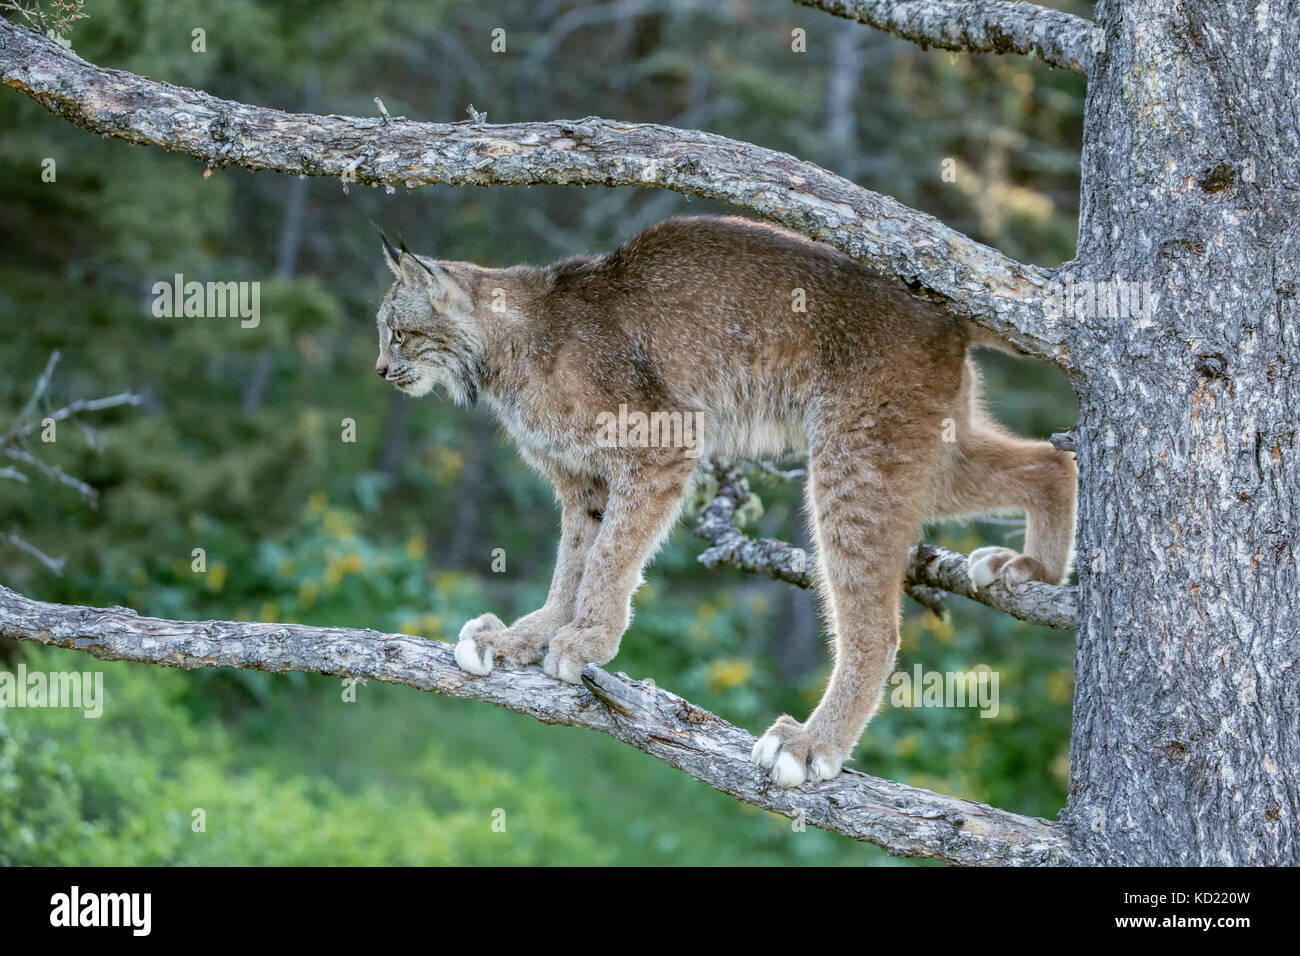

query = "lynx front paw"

[
  {"left": 751, "top": 715, "right": 847, "bottom": 788},
  {"left": 543, "top": 622, "right": 618, "bottom": 684},
  {"left": 967, "top": 547, "right": 1048, "bottom": 589},
  {"left": 455, "top": 611, "right": 559, "bottom": 677},
  {"left": 454, "top": 613, "right": 506, "bottom": 676}
]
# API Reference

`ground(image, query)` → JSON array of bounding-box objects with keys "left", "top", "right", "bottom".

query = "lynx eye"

[{"left": 391, "top": 329, "right": 404, "bottom": 345}]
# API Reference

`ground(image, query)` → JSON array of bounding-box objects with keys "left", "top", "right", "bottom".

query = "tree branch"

[
  {"left": 0, "top": 350, "right": 142, "bottom": 513},
  {"left": 796, "top": 0, "right": 1094, "bottom": 76},
  {"left": 695, "top": 461, "right": 1077, "bottom": 629},
  {"left": 2, "top": 446, "right": 98, "bottom": 503},
  {"left": 0, "top": 391, "right": 142, "bottom": 451},
  {"left": 0, "top": 532, "right": 65, "bottom": 575},
  {"left": 0, "top": 583, "right": 1073, "bottom": 865},
  {"left": 0, "top": 17, "right": 1069, "bottom": 365}
]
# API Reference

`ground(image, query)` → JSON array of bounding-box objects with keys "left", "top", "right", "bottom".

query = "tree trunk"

[{"left": 1063, "top": 0, "right": 1300, "bottom": 864}]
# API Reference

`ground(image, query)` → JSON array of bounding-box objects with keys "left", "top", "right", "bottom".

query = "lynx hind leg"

[
  {"left": 455, "top": 478, "right": 606, "bottom": 677},
  {"left": 753, "top": 424, "right": 933, "bottom": 787},
  {"left": 939, "top": 425, "right": 1078, "bottom": 589}
]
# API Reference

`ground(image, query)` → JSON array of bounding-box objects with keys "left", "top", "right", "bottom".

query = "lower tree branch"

[
  {"left": 796, "top": 0, "right": 1095, "bottom": 76},
  {"left": 0, "top": 583, "right": 1073, "bottom": 865},
  {"left": 0, "top": 17, "right": 1068, "bottom": 365}
]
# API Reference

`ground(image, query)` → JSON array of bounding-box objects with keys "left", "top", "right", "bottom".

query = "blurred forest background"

[{"left": 0, "top": 0, "right": 1086, "bottom": 865}]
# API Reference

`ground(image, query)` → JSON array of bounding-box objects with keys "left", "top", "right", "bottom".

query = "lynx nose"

[{"left": 375, "top": 361, "right": 389, "bottom": 379}]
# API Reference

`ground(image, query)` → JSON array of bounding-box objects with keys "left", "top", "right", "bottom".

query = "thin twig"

[{"left": 1, "top": 532, "right": 66, "bottom": 575}]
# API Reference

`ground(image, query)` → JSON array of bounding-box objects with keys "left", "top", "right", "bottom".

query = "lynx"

[{"left": 374, "top": 216, "right": 1076, "bottom": 787}]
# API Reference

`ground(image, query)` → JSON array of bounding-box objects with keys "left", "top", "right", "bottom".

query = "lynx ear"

[
  {"left": 416, "top": 259, "right": 470, "bottom": 310},
  {"left": 398, "top": 248, "right": 439, "bottom": 289},
  {"left": 395, "top": 240, "right": 467, "bottom": 306}
]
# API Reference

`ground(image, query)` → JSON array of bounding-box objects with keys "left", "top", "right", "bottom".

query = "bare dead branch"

[
  {"left": 696, "top": 461, "right": 817, "bottom": 587},
  {"left": 0, "top": 352, "right": 141, "bottom": 506},
  {"left": 0, "top": 583, "right": 1073, "bottom": 865},
  {"left": 0, "top": 533, "right": 65, "bottom": 574},
  {"left": 757, "top": 457, "right": 808, "bottom": 480},
  {"left": 3, "top": 447, "right": 97, "bottom": 502},
  {"left": 0, "top": 354, "right": 141, "bottom": 569},
  {"left": 4, "top": 349, "right": 60, "bottom": 447},
  {"left": 1050, "top": 428, "right": 1077, "bottom": 453},
  {"left": 1, "top": 349, "right": 141, "bottom": 454},
  {"left": 796, "top": 0, "right": 1094, "bottom": 76},
  {"left": 0, "top": 18, "right": 1069, "bottom": 364},
  {"left": 903, "top": 582, "right": 950, "bottom": 621},
  {"left": 1, "top": 392, "right": 142, "bottom": 448},
  {"left": 908, "top": 542, "right": 1075, "bottom": 629},
  {"left": 695, "top": 461, "right": 1077, "bottom": 629}
]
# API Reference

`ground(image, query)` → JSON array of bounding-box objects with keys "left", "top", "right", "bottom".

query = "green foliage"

[{"left": 0, "top": 647, "right": 608, "bottom": 865}]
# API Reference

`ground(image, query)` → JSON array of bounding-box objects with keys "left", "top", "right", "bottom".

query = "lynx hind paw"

[
  {"left": 454, "top": 613, "right": 506, "bottom": 676},
  {"left": 967, "top": 547, "right": 1045, "bottom": 589},
  {"left": 751, "top": 717, "right": 845, "bottom": 788},
  {"left": 967, "top": 547, "right": 1015, "bottom": 588}
]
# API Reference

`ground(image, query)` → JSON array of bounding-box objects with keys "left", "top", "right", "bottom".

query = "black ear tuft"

[
  {"left": 372, "top": 220, "right": 401, "bottom": 266},
  {"left": 395, "top": 232, "right": 440, "bottom": 279}
]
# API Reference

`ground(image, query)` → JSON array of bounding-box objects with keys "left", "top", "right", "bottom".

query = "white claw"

[
  {"left": 543, "top": 649, "right": 584, "bottom": 684},
  {"left": 810, "top": 755, "right": 841, "bottom": 782},
  {"left": 751, "top": 733, "right": 782, "bottom": 768},
  {"left": 772, "top": 752, "right": 806, "bottom": 788},
  {"left": 967, "top": 546, "right": 1013, "bottom": 589},
  {"left": 968, "top": 558, "right": 997, "bottom": 589},
  {"left": 454, "top": 636, "right": 493, "bottom": 676}
]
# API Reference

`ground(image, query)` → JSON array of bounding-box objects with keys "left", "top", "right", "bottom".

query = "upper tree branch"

[
  {"left": 0, "top": 18, "right": 1069, "bottom": 365},
  {"left": 0, "top": 583, "right": 1072, "bottom": 865},
  {"left": 797, "top": 0, "right": 1094, "bottom": 76}
]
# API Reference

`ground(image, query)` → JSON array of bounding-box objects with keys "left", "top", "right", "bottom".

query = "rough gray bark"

[
  {"left": 0, "top": 583, "right": 1070, "bottom": 866},
  {"left": 1059, "top": 0, "right": 1300, "bottom": 865},
  {"left": 795, "top": 0, "right": 1094, "bottom": 75}
]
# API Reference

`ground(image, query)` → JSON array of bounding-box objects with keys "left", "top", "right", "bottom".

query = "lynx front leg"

[
  {"left": 753, "top": 426, "right": 932, "bottom": 787},
  {"left": 543, "top": 463, "right": 693, "bottom": 683},
  {"left": 455, "top": 479, "right": 606, "bottom": 676}
]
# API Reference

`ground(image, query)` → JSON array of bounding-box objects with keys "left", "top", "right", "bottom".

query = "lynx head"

[{"left": 374, "top": 233, "right": 482, "bottom": 405}]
